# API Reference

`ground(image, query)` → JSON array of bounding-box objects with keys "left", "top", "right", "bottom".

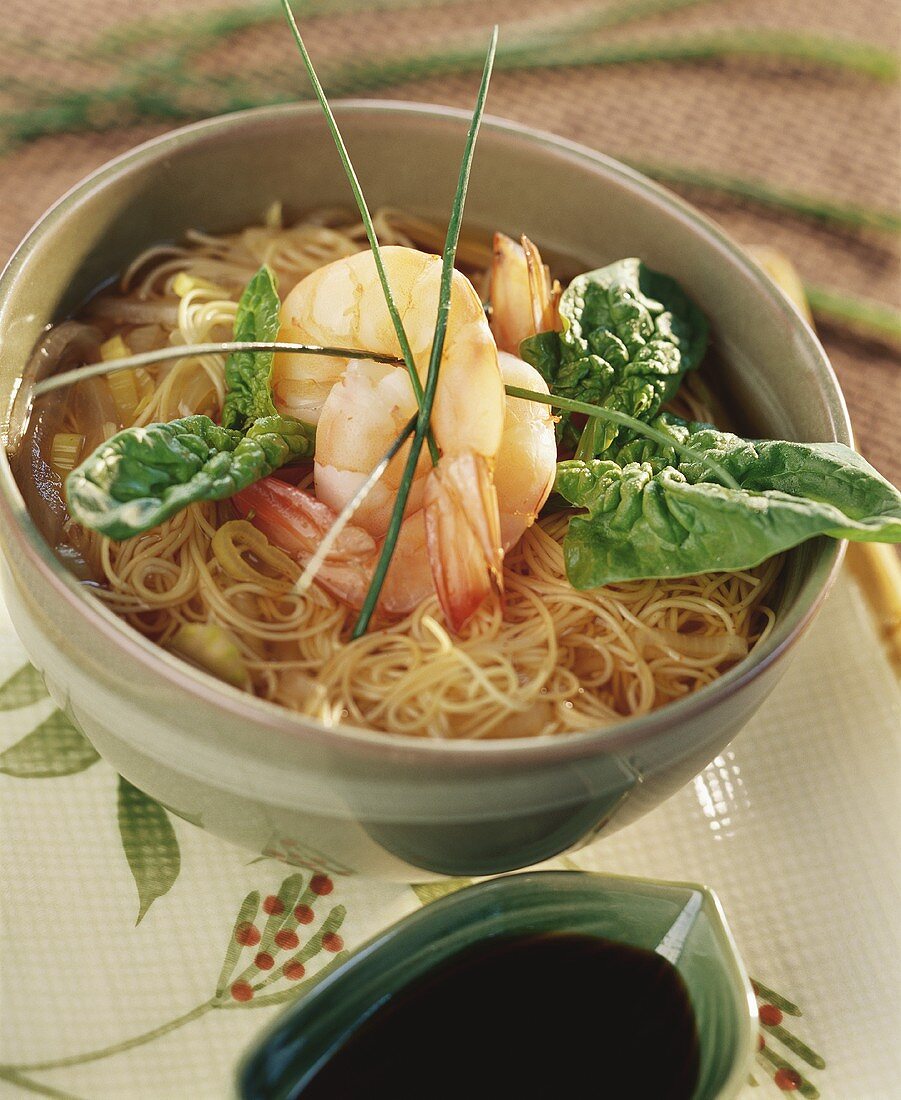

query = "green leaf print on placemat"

[
  {"left": 410, "top": 879, "right": 472, "bottom": 905},
  {"left": 0, "top": 661, "right": 47, "bottom": 709},
  {"left": 215, "top": 872, "right": 347, "bottom": 1007},
  {"left": 0, "top": 870, "right": 349, "bottom": 1097},
  {"left": 0, "top": 709, "right": 100, "bottom": 778},
  {"left": 751, "top": 979, "right": 826, "bottom": 1097},
  {"left": 0, "top": 661, "right": 100, "bottom": 779},
  {"left": 0, "top": 661, "right": 186, "bottom": 919},
  {"left": 117, "top": 776, "right": 182, "bottom": 924}
]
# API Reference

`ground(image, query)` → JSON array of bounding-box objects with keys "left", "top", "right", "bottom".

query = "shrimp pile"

[
  {"left": 236, "top": 244, "right": 556, "bottom": 631},
  {"left": 51, "top": 208, "right": 780, "bottom": 739}
]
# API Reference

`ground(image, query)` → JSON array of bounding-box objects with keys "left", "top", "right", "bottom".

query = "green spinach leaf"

[
  {"left": 518, "top": 330, "right": 562, "bottom": 390},
  {"left": 221, "top": 264, "right": 281, "bottom": 430},
  {"left": 521, "top": 259, "right": 707, "bottom": 450},
  {"left": 555, "top": 415, "right": 901, "bottom": 587},
  {"left": 66, "top": 413, "right": 314, "bottom": 540}
]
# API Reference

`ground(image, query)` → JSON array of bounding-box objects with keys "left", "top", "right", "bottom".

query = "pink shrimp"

[
  {"left": 234, "top": 351, "right": 556, "bottom": 630},
  {"left": 240, "top": 245, "right": 556, "bottom": 631},
  {"left": 489, "top": 232, "right": 561, "bottom": 355}
]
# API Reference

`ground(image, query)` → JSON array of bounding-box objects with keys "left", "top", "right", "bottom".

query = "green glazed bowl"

[
  {"left": 0, "top": 102, "right": 849, "bottom": 879},
  {"left": 236, "top": 871, "right": 758, "bottom": 1099}
]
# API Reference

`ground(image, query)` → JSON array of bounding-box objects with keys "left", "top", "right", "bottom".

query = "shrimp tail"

[
  {"left": 423, "top": 450, "right": 504, "bottom": 633},
  {"left": 522, "top": 235, "right": 561, "bottom": 334},
  {"left": 234, "top": 478, "right": 377, "bottom": 610},
  {"left": 489, "top": 232, "right": 560, "bottom": 355},
  {"left": 234, "top": 478, "right": 376, "bottom": 561}
]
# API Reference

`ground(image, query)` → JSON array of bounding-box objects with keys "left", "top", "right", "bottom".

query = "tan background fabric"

[{"left": 1, "top": 0, "right": 899, "bottom": 480}]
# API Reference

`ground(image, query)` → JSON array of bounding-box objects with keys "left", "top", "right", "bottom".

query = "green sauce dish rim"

[{"left": 237, "top": 869, "right": 758, "bottom": 1100}]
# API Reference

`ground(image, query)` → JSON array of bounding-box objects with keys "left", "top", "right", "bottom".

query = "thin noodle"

[{"left": 47, "top": 208, "right": 780, "bottom": 739}]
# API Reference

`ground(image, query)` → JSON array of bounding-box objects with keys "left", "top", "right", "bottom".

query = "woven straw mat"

[{"left": 1, "top": 0, "right": 899, "bottom": 481}]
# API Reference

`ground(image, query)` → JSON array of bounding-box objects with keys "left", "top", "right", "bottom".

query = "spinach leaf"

[
  {"left": 521, "top": 259, "right": 707, "bottom": 450},
  {"left": 65, "top": 265, "right": 320, "bottom": 540},
  {"left": 66, "top": 413, "right": 314, "bottom": 540},
  {"left": 518, "top": 330, "right": 562, "bottom": 390},
  {"left": 555, "top": 415, "right": 901, "bottom": 587},
  {"left": 221, "top": 264, "right": 281, "bottom": 431}
]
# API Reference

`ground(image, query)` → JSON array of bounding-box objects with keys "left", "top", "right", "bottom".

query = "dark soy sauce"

[{"left": 297, "top": 932, "right": 701, "bottom": 1099}]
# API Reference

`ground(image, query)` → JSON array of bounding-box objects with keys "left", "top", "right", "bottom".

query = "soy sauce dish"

[{"left": 237, "top": 872, "right": 757, "bottom": 1099}]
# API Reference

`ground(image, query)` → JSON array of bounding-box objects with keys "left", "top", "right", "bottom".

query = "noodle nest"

[{"left": 58, "top": 207, "right": 779, "bottom": 740}]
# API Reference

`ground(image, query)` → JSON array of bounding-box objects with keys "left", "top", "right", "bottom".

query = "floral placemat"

[{"left": 1, "top": 563, "right": 898, "bottom": 1098}]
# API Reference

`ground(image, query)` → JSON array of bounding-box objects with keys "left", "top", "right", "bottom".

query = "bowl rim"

[{"left": 0, "top": 99, "right": 849, "bottom": 763}]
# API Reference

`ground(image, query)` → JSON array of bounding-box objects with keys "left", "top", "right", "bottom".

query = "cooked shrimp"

[
  {"left": 271, "top": 246, "right": 507, "bottom": 630},
  {"left": 233, "top": 476, "right": 430, "bottom": 617},
  {"left": 489, "top": 232, "right": 561, "bottom": 355},
  {"left": 313, "top": 355, "right": 555, "bottom": 565},
  {"left": 313, "top": 358, "right": 427, "bottom": 537},
  {"left": 494, "top": 352, "right": 557, "bottom": 548},
  {"left": 273, "top": 244, "right": 504, "bottom": 446},
  {"left": 235, "top": 354, "right": 556, "bottom": 625},
  {"left": 236, "top": 345, "right": 556, "bottom": 634}
]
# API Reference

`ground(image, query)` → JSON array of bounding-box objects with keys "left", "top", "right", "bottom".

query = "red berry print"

[
  {"left": 255, "top": 952, "right": 274, "bottom": 971},
  {"left": 275, "top": 929, "right": 300, "bottom": 951},
  {"left": 294, "top": 904, "right": 314, "bottom": 924},
  {"left": 759, "top": 1004, "right": 783, "bottom": 1027},
  {"left": 263, "top": 895, "right": 285, "bottom": 916},
  {"left": 284, "top": 961, "right": 306, "bottom": 981},
  {"left": 757, "top": 1034, "right": 765, "bottom": 1052},
  {"left": 322, "top": 932, "right": 344, "bottom": 953},
  {"left": 310, "top": 874, "right": 333, "bottom": 896},
  {"left": 774, "top": 1068, "right": 801, "bottom": 1091},
  {"left": 235, "top": 921, "right": 261, "bottom": 946},
  {"left": 231, "top": 981, "right": 254, "bottom": 1002}
]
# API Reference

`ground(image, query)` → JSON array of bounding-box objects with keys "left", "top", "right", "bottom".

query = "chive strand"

[
  {"left": 504, "top": 385, "right": 742, "bottom": 489},
  {"left": 352, "top": 26, "right": 498, "bottom": 638},
  {"left": 31, "top": 341, "right": 404, "bottom": 398},
  {"left": 279, "top": 0, "right": 439, "bottom": 465}
]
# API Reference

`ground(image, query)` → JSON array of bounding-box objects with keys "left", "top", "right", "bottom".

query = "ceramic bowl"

[
  {"left": 0, "top": 103, "right": 849, "bottom": 880},
  {"left": 237, "top": 871, "right": 758, "bottom": 1100}
]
